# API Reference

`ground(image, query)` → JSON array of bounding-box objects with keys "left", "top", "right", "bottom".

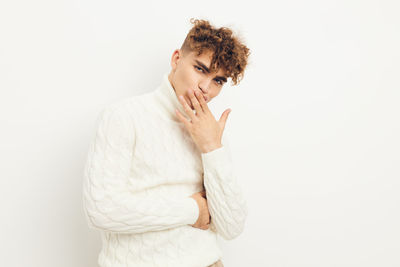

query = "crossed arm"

[{"left": 82, "top": 105, "right": 247, "bottom": 239}]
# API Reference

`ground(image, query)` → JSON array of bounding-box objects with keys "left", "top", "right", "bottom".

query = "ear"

[{"left": 170, "top": 49, "right": 181, "bottom": 70}]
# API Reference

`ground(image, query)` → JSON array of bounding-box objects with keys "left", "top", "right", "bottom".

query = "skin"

[
  {"left": 190, "top": 190, "right": 210, "bottom": 230},
  {"left": 167, "top": 48, "right": 232, "bottom": 230},
  {"left": 168, "top": 48, "right": 232, "bottom": 154}
]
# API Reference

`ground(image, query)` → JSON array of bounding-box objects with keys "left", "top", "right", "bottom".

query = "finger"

[
  {"left": 218, "top": 108, "right": 231, "bottom": 131},
  {"left": 195, "top": 90, "right": 211, "bottom": 114},
  {"left": 178, "top": 95, "right": 197, "bottom": 122},
  {"left": 189, "top": 89, "right": 203, "bottom": 115},
  {"left": 175, "top": 109, "right": 191, "bottom": 128},
  {"left": 201, "top": 224, "right": 209, "bottom": 230}
]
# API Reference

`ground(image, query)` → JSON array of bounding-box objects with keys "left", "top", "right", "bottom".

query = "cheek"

[
  {"left": 183, "top": 78, "right": 198, "bottom": 95},
  {"left": 177, "top": 66, "right": 201, "bottom": 97},
  {"left": 210, "top": 89, "right": 219, "bottom": 97},
  {"left": 175, "top": 70, "right": 190, "bottom": 93}
]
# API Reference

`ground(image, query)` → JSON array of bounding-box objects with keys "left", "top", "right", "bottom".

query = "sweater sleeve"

[
  {"left": 200, "top": 134, "right": 248, "bottom": 240},
  {"left": 82, "top": 105, "right": 199, "bottom": 234}
]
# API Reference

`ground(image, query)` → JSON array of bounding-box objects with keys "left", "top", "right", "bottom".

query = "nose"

[{"left": 198, "top": 79, "right": 210, "bottom": 94}]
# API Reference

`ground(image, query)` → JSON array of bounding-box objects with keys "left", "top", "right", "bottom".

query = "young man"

[{"left": 82, "top": 18, "right": 250, "bottom": 267}]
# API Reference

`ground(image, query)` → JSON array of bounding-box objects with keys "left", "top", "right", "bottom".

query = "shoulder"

[
  {"left": 99, "top": 95, "right": 142, "bottom": 119},
  {"left": 97, "top": 93, "right": 152, "bottom": 132},
  {"left": 95, "top": 97, "right": 134, "bottom": 130},
  {"left": 96, "top": 89, "right": 157, "bottom": 132},
  {"left": 105, "top": 92, "right": 154, "bottom": 114}
]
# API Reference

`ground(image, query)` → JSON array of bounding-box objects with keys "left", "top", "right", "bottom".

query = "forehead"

[{"left": 187, "top": 50, "right": 227, "bottom": 77}]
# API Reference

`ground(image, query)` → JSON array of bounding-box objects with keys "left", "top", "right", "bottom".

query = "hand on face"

[{"left": 175, "top": 88, "right": 231, "bottom": 153}]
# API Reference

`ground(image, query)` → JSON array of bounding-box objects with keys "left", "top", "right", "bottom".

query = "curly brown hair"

[{"left": 180, "top": 18, "right": 251, "bottom": 86}]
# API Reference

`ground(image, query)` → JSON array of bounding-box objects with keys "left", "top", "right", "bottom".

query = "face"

[{"left": 168, "top": 49, "right": 228, "bottom": 110}]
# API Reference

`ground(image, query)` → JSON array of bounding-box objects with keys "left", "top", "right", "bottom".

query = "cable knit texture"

[{"left": 82, "top": 72, "right": 248, "bottom": 267}]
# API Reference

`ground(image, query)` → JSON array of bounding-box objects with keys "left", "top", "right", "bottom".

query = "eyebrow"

[{"left": 194, "top": 59, "right": 228, "bottom": 82}]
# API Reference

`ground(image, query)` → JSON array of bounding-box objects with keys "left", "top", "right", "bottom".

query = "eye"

[
  {"left": 215, "top": 79, "right": 222, "bottom": 85},
  {"left": 195, "top": 66, "right": 204, "bottom": 72}
]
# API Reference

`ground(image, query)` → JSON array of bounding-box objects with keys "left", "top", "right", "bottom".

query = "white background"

[{"left": 1, "top": 0, "right": 399, "bottom": 266}]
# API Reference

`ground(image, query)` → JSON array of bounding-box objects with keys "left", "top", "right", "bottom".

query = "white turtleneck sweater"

[{"left": 82, "top": 72, "right": 248, "bottom": 267}]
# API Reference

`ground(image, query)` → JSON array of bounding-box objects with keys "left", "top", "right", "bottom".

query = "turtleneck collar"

[{"left": 153, "top": 72, "right": 194, "bottom": 123}]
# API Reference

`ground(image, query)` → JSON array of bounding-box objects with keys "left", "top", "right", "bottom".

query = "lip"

[{"left": 191, "top": 89, "right": 208, "bottom": 102}]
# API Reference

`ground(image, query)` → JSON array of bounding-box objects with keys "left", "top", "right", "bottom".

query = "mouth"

[
  {"left": 189, "top": 90, "right": 208, "bottom": 103},
  {"left": 198, "top": 92, "right": 208, "bottom": 102}
]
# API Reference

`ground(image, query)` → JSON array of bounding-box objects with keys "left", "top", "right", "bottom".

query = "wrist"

[{"left": 201, "top": 142, "right": 222, "bottom": 153}]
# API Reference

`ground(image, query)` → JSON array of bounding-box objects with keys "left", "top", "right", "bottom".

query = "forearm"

[{"left": 201, "top": 142, "right": 248, "bottom": 240}]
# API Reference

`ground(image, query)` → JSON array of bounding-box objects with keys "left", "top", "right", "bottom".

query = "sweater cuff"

[
  {"left": 185, "top": 197, "right": 199, "bottom": 225},
  {"left": 200, "top": 145, "right": 231, "bottom": 170}
]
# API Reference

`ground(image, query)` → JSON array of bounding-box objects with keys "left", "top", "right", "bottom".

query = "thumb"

[{"left": 218, "top": 108, "right": 231, "bottom": 130}]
